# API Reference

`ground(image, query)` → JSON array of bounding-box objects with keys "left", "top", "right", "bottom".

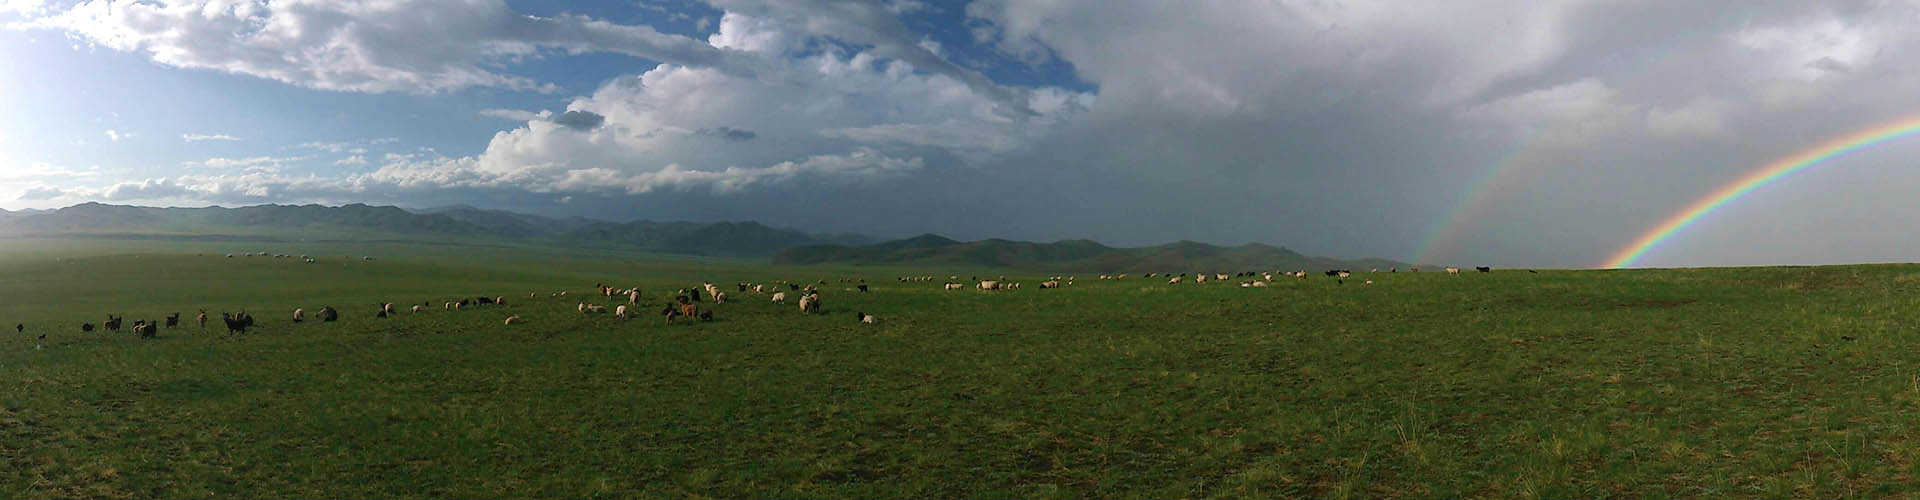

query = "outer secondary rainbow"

[{"left": 1603, "top": 116, "right": 1920, "bottom": 268}]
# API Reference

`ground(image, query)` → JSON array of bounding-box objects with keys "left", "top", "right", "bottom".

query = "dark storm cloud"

[
  {"left": 696, "top": 127, "right": 757, "bottom": 141},
  {"left": 551, "top": 110, "right": 606, "bottom": 131}
]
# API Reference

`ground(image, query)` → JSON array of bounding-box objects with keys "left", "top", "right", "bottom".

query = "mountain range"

[
  {"left": 0, "top": 203, "right": 1407, "bottom": 270},
  {"left": 0, "top": 202, "right": 866, "bottom": 257},
  {"left": 775, "top": 234, "right": 1409, "bottom": 272}
]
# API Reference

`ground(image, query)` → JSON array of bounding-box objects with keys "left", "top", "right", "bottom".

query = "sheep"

[
  {"left": 81, "top": 323, "right": 94, "bottom": 332},
  {"left": 856, "top": 312, "right": 877, "bottom": 324},
  {"left": 1445, "top": 267, "right": 1461, "bottom": 276},
  {"left": 1337, "top": 271, "right": 1352, "bottom": 279},
  {"left": 319, "top": 306, "right": 338, "bottom": 322},
  {"left": 1250, "top": 280, "right": 1268, "bottom": 287},
  {"left": 1196, "top": 274, "right": 1208, "bottom": 284},
  {"left": 978, "top": 280, "right": 1000, "bottom": 291},
  {"left": 495, "top": 296, "right": 506, "bottom": 306},
  {"left": 615, "top": 305, "right": 629, "bottom": 318},
  {"left": 1169, "top": 276, "right": 1183, "bottom": 285},
  {"left": 1476, "top": 266, "right": 1492, "bottom": 273},
  {"left": 772, "top": 292, "right": 788, "bottom": 303},
  {"left": 411, "top": 305, "right": 422, "bottom": 314},
  {"left": 196, "top": 311, "right": 207, "bottom": 328},
  {"left": 1040, "top": 281, "right": 1062, "bottom": 289},
  {"left": 578, "top": 303, "right": 588, "bottom": 313},
  {"left": 629, "top": 290, "right": 641, "bottom": 304},
  {"left": 504, "top": 315, "right": 522, "bottom": 325},
  {"left": 293, "top": 308, "right": 305, "bottom": 323},
  {"left": 582, "top": 304, "right": 607, "bottom": 314},
  {"left": 856, "top": 284, "right": 868, "bottom": 293},
  {"left": 944, "top": 282, "right": 963, "bottom": 290},
  {"left": 446, "top": 302, "right": 455, "bottom": 310},
  {"left": 799, "top": 294, "right": 820, "bottom": 314},
  {"left": 134, "top": 321, "right": 155, "bottom": 339},
  {"left": 382, "top": 303, "right": 396, "bottom": 315}
]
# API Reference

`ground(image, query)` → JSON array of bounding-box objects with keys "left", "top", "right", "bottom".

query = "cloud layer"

[{"left": 16, "top": 1, "right": 1920, "bottom": 267}]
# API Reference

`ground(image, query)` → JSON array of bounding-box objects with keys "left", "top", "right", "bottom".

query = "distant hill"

[
  {"left": 0, "top": 202, "right": 866, "bottom": 258},
  {"left": 775, "top": 235, "right": 1408, "bottom": 272}
]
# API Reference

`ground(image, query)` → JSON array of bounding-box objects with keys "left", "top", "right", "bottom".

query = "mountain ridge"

[{"left": 776, "top": 234, "right": 1410, "bottom": 272}]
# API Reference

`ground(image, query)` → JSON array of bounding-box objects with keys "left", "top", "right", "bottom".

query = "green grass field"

[{"left": 4, "top": 237, "right": 1920, "bottom": 498}]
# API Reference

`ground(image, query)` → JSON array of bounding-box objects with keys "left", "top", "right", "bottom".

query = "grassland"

[{"left": 3, "top": 237, "right": 1920, "bottom": 498}]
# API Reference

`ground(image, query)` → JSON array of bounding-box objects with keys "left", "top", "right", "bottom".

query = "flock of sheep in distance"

[{"left": 10, "top": 252, "right": 1508, "bottom": 344}]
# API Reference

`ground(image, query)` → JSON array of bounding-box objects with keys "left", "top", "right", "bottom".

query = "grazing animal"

[
  {"left": 504, "top": 315, "right": 522, "bottom": 325},
  {"left": 197, "top": 311, "right": 207, "bottom": 328},
  {"left": 133, "top": 321, "right": 155, "bottom": 339},
  {"left": 856, "top": 312, "right": 876, "bottom": 324},
  {"left": 382, "top": 303, "right": 396, "bottom": 315},
  {"left": 1169, "top": 276, "right": 1183, "bottom": 284},
  {"left": 319, "top": 307, "right": 338, "bottom": 322},
  {"left": 772, "top": 292, "right": 788, "bottom": 303},
  {"left": 944, "top": 282, "right": 963, "bottom": 290},
  {"left": 583, "top": 304, "right": 607, "bottom": 314},
  {"left": 221, "top": 312, "right": 254, "bottom": 334},
  {"left": 411, "top": 305, "right": 422, "bottom": 314},
  {"left": 798, "top": 293, "right": 821, "bottom": 314},
  {"left": 661, "top": 304, "right": 681, "bottom": 323},
  {"left": 698, "top": 311, "right": 713, "bottom": 321},
  {"left": 857, "top": 284, "right": 868, "bottom": 292},
  {"left": 13, "top": 324, "right": 20, "bottom": 334},
  {"left": 81, "top": 323, "right": 94, "bottom": 332},
  {"left": 679, "top": 303, "right": 698, "bottom": 319},
  {"left": 1445, "top": 267, "right": 1461, "bottom": 276},
  {"left": 105, "top": 315, "right": 122, "bottom": 332},
  {"left": 1476, "top": 266, "right": 1492, "bottom": 273},
  {"left": 713, "top": 292, "right": 727, "bottom": 304},
  {"left": 164, "top": 313, "right": 179, "bottom": 328},
  {"left": 615, "top": 305, "right": 629, "bottom": 318},
  {"left": 978, "top": 280, "right": 1000, "bottom": 291},
  {"left": 292, "top": 308, "right": 305, "bottom": 323},
  {"left": 629, "top": 290, "right": 641, "bottom": 304},
  {"left": 376, "top": 310, "right": 388, "bottom": 318}
]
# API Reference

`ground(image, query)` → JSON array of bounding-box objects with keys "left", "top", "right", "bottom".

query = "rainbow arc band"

[{"left": 1603, "top": 117, "right": 1920, "bottom": 268}]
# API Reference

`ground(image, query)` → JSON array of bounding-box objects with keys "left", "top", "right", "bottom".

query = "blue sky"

[{"left": 6, "top": 1, "right": 1920, "bottom": 268}]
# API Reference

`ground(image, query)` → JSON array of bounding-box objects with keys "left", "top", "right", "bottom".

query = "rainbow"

[{"left": 1603, "top": 115, "right": 1920, "bottom": 268}]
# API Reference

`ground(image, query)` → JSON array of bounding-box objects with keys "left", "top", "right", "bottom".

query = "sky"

[{"left": 4, "top": 1, "right": 1920, "bottom": 269}]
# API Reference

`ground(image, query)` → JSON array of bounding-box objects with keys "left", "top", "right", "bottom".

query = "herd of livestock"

[{"left": 12, "top": 259, "right": 1507, "bottom": 343}]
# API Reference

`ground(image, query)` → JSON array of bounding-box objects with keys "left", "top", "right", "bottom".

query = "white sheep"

[
  {"left": 504, "top": 315, "right": 522, "bottom": 325},
  {"left": 615, "top": 305, "right": 629, "bottom": 318},
  {"left": 1169, "top": 276, "right": 1183, "bottom": 285},
  {"left": 978, "top": 280, "right": 1000, "bottom": 291},
  {"left": 292, "top": 308, "right": 305, "bottom": 322},
  {"left": 411, "top": 305, "right": 422, "bottom": 314},
  {"left": 1445, "top": 267, "right": 1461, "bottom": 276}
]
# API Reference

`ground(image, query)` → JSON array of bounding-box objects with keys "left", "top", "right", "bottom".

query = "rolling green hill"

[
  {"left": 775, "top": 234, "right": 1410, "bottom": 272},
  {"left": 0, "top": 203, "right": 863, "bottom": 257}
]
